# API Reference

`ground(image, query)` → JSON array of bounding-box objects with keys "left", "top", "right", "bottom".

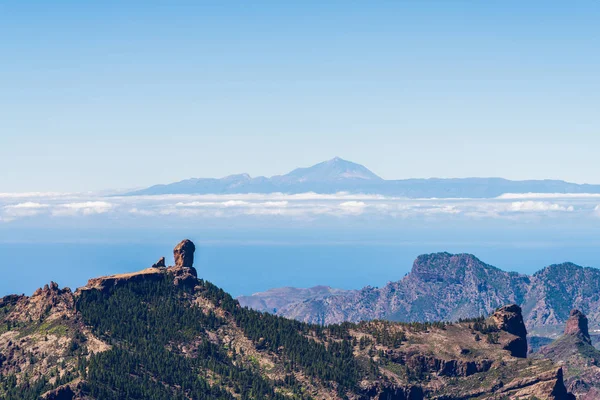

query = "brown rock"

[
  {"left": 564, "top": 309, "right": 591, "bottom": 344},
  {"left": 489, "top": 304, "right": 528, "bottom": 358},
  {"left": 151, "top": 257, "right": 166, "bottom": 269},
  {"left": 81, "top": 268, "right": 164, "bottom": 292},
  {"left": 174, "top": 239, "right": 196, "bottom": 269}
]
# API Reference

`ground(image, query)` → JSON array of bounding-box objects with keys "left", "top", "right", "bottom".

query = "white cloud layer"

[
  {"left": 51, "top": 201, "right": 114, "bottom": 216},
  {"left": 508, "top": 201, "right": 574, "bottom": 212},
  {"left": 0, "top": 192, "right": 596, "bottom": 223}
]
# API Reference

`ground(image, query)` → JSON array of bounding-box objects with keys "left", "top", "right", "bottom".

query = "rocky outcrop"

[
  {"left": 80, "top": 240, "right": 199, "bottom": 292},
  {"left": 0, "top": 294, "right": 25, "bottom": 307},
  {"left": 80, "top": 267, "right": 165, "bottom": 292},
  {"left": 489, "top": 304, "right": 528, "bottom": 358},
  {"left": 173, "top": 239, "right": 196, "bottom": 270},
  {"left": 151, "top": 256, "right": 166, "bottom": 269},
  {"left": 400, "top": 354, "right": 493, "bottom": 377},
  {"left": 497, "top": 367, "right": 574, "bottom": 400},
  {"left": 564, "top": 309, "right": 590, "bottom": 343},
  {"left": 2, "top": 281, "right": 75, "bottom": 325},
  {"left": 169, "top": 239, "right": 198, "bottom": 287}
]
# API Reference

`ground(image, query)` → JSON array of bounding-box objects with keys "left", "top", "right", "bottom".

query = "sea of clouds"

[{"left": 1, "top": 192, "right": 599, "bottom": 223}]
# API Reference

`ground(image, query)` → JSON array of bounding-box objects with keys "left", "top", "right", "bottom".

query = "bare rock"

[
  {"left": 564, "top": 309, "right": 591, "bottom": 344},
  {"left": 490, "top": 304, "right": 528, "bottom": 358},
  {"left": 80, "top": 268, "right": 164, "bottom": 293},
  {"left": 173, "top": 239, "right": 196, "bottom": 269},
  {"left": 151, "top": 257, "right": 166, "bottom": 269},
  {"left": 169, "top": 240, "right": 197, "bottom": 286}
]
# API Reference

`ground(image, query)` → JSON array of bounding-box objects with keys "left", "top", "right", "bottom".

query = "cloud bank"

[{"left": 0, "top": 192, "right": 597, "bottom": 223}]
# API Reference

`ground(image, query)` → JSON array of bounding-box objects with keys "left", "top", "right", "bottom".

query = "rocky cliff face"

[
  {"left": 489, "top": 304, "right": 528, "bottom": 358},
  {"left": 240, "top": 253, "right": 600, "bottom": 338},
  {"left": 0, "top": 241, "right": 575, "bottom": 400}
]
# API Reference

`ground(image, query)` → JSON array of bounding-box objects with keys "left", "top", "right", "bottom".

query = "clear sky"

[{"left": 1, "top": 1, "right": 599, "bottom": 192}]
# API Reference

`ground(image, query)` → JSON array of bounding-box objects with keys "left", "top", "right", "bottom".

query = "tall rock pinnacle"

[
  {"left": 174, "top": 239, "right": 196, "bottom": 269},
  {"left": 171, "top": 239, "right": 197, "bottom": 283},
  {"left": 564, "top": 309, "right": 591, "bottom": 344}
]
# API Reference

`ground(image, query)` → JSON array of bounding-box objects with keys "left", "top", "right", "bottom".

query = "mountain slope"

[
  {"left": 523, "top": 263, "right": 600, "bottom": 332},
  {"left": 236, "top": 286, "right": 349, "bottom": 315},
  {"left": 239, "top": 253, "right": 600, "bottom": 337},
  {"left": 125, "top": 157, "right": 600, "bottom": 197},
  {"left": 0, "top": 241, "right": 574, "bottom": 400}
]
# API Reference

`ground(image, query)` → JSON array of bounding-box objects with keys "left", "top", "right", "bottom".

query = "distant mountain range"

[
  {"left": 238, "top": 253, "right": 600, "bottom": 337},
  {"left": 127, "top": 157, "right": 600, "bottom": 198}
]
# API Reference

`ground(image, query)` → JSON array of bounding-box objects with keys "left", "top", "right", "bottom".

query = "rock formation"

[
  {"left": 170, "top": 239, "right": 197, "bottom": 287},
  {"left": 173, "top": 239, "right": 196, "bottom": 269},
  {"left": 80, "top": 240, "right": 199, "bottom": 292},
  {"left": 489, "top": 304, "right": 528, "bottom": 358},
  {"left": 564, "top": 309, "right": 591, "bottom": 343},
  {"left": 80, "top": 268, "right": 165, "bottom": 292},
  {"left": 151, "top": 257, "right": 166, "bottom": 269}
]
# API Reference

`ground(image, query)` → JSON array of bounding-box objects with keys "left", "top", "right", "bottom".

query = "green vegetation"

[
  {"left": 459, "top": 316, "right": 499, "bottom": 335},
  {"left": 199, "top": 279, "right": 363, "bottom": 391},
  {"left": 1, "top": 370, "right": 78, "bottom": 400},
  {"left": 77, "top": 276, "right": 291, "bottom": 400},
  {"left": 67, "top": 276, "right": 367, "bottom": 399}
]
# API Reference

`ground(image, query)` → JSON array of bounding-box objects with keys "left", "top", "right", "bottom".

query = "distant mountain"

[
  {"left": 238, "top": 253, "right": 600, "bottom": 337},
  {"left": 126, "top": 157, "right": 600, "bottom": 197},
  {"left": 237, "top": 285, "right": 348, "bottom": 314}
]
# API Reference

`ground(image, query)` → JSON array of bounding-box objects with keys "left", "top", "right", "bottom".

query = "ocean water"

[{"left": 2, "top": 239, "right": 600, "bottom": 298}]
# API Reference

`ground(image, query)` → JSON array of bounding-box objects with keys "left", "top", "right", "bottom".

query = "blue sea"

[{"left": 2, "top": 227, "right": 600, "bottom": 298}]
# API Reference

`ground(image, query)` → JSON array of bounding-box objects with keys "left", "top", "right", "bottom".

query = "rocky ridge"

[{"left": 0, "top": 240, "right": 575, "bottom": 400}]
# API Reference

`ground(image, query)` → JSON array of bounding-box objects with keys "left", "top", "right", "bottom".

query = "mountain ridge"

[
  {"left": 0, "top": 240, "right": 576, "bottom": 399},
  {"left": 125, "top": 157, "right": 600, "bottom": 197},
  {"left": 239, "top": 252, "right": 600, "bottom": 337}
]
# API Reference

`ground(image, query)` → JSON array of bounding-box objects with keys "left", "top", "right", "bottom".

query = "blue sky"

[{"left": 1, "top": 1, "right": 599, "bottom": 191}]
